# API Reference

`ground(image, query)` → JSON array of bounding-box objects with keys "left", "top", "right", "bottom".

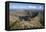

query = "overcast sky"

[{"left": 9, "top": 3, "right": 44, "bottom": 10}]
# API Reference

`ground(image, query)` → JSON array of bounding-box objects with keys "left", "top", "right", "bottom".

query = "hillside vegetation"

[{"left": 9, "top": 9, "right": 44, "bottom": 29}]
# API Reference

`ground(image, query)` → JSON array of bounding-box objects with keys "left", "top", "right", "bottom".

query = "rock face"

[{"left": 14, "top": 9, "right": 39, "bottom": 21}]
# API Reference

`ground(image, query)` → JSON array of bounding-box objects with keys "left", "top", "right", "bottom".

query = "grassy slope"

[{"left": 9, "top": 12, "right": 43, "bottom": 29}]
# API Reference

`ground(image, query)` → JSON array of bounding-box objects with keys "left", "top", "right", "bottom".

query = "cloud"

[{"left": 9, "top": 3, "right": 44, "bottom": 10}]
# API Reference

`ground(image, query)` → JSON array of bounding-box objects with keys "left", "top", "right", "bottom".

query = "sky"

[{"left": 9, "top": 3, "right": 44, "bottom": 10}]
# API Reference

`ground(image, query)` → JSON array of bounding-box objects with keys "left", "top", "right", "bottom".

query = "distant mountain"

[{"left": 10, "top": 9, "right": 44, "bottom": 16}]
